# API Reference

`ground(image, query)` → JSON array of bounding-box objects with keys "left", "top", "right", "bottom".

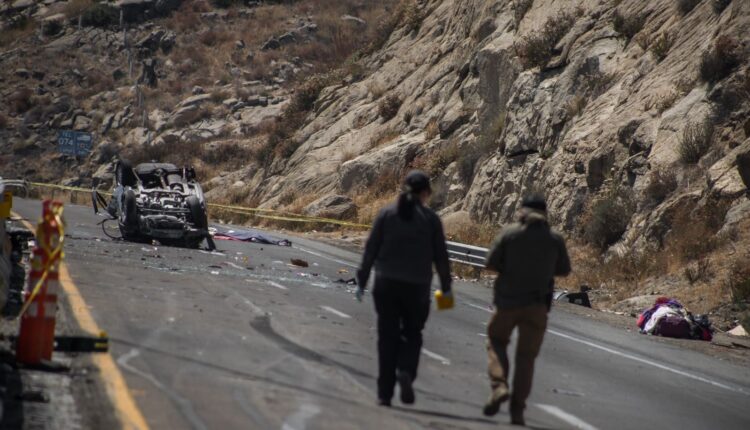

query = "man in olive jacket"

[{"left": 482, "top": 195, "right": 571, "bottom": 426}]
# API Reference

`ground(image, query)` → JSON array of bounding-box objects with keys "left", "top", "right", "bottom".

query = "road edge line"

[{"left": 15, "top": 212, "right": 150, "bottom": 430}]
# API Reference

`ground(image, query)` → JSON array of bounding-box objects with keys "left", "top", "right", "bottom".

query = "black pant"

[{"left": 372, "top": 277, "right": 430, "bottom": 401}]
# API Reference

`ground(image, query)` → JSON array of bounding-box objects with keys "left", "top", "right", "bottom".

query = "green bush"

[
  {"left": 678, "top": 117, "right": 714, "bottom": 164},
  {"left": 81, "top": 3, "right": 119, "bottom": 28},
  {"left": 699, "top": 35, "right": 741, "bottom": 83},
  {"left": 583, "top": 186, "right": 636, "bottom": 251}
]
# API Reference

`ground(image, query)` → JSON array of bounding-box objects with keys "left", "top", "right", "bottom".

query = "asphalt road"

[{"left": 11, "top": 198, "right": 750, "bottom": 430}]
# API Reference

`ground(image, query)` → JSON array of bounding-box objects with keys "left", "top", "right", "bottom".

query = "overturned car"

[{"left": 93, "top": 161, "right": 214, "bottom": 249}]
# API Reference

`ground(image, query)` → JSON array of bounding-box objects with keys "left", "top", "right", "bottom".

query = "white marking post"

[{"left": 320, "top": 306, "right": 351, "bottom": 319}]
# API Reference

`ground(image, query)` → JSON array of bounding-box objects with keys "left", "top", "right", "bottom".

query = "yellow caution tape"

[
  {"left": 26, "top": 182, "right": 371, "bottom": 229},
  {"left": 18, "top": 203, "right": 65, "bottom": 319}
]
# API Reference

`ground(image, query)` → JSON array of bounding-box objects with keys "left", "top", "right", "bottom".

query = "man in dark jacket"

[
  {"left": 356, "top": 170, "right": 452, "bottom": 407},
  {"left": 482, "top": 195, "right": 571, "bottom": 425}
]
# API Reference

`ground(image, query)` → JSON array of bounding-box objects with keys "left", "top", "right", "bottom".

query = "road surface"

[{"left": 11, "top": 199, "right": 750, "bottom": 429}]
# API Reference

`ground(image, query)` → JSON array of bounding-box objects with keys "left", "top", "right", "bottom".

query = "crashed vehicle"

[
  {"left": 1, "top": 178, "right": 32, "bottom": 314},
  {"left": 93, "top": 161, "right": 214, "bottom": 249}
]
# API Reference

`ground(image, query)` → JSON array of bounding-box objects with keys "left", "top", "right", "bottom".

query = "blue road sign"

[{"left": 58, "top": 130, "right": 93, "bottom": 157}]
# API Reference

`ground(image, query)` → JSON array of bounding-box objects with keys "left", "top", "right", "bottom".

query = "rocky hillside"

[{"left": 2, "top": 0, "right": 749, "bottom": 326}]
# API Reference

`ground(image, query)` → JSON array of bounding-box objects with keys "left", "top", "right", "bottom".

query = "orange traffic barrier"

[{"left": 16, "top": 201, "right": 65, "bottom": 365}]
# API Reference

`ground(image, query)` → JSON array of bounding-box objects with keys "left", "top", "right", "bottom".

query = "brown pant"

[{"left": 486, "top": 304, "right": 548, "bottom": 413}]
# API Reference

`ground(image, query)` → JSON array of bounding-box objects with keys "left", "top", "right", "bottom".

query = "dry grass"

[
  {"left": 676, "top": 0, "right": 702, "bottom": 15},
  {"left": 424, "top": 120, "right": 439, "bottom": 140},
  {"left": 679, "top": 116, "right": 714, "bottom": 164},
  {"left": 566, "top": 94, "right": 588, "bottom": 118},
  {"left": 368, "top": 127, "right": 401, "bottom": 149},
  {"left": 0, "top": 17, "right": 37, "bottom": 47},
  {"left": 644, "top": 168, "right": 678, "bottom": 206},
  {"left": 700, "top": 35, "right": 742, "bottom": 83},
  {"left": 378, "top": 94, "right": 402, "bottom": 121},
  {"left": 649, "top": 33, "right": 673, "bottom": 62},
  {"left": 612, "top": 10, "right": 647, "bottom": 41},
  {"left": 63, "top": 0, "right": 94, "bottom": 18},
  {"left": 515, "top": 9, "right": 578, "bottom": 69}
]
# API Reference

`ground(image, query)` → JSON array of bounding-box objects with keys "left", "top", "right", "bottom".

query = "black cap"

[
  {"left": 404, "top": 170, "right": 431, "bottom": 194},
  {"left": 521, "top": 194, "right": 547, "bottom": 212}
]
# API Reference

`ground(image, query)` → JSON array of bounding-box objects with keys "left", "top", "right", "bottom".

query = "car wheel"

[
  {"left": 119, "top": 189, "right": 139, "bottom": 239},
  {"left": 186, "top": 196, "right": 208, "bottom": 229}
]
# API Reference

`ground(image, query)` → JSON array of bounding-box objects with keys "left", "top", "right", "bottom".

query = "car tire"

[
  {"left": 186, "top": 196, "right": 208, "bottom": 229},
  {"left": 120, "top": 189, "right": 139, "bottom": 239},
  {"left": 116, "top": 160, "right": 137, "bottom": 187}
]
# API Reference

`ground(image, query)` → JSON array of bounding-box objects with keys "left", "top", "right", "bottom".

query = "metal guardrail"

[{"left": 446, "top": 241, "right": 489, "bottom": 268}]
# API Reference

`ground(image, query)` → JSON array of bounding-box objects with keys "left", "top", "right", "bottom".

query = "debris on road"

[
  {"left": 637, "top": 297, "right": 713, "bottom": 341},
  {"left": 553, "top": 288, "right": 592, "bottom": 308},
  {"left": 728, "top": 324, "right": 748, "bottom": 337},
  {"left": 211, "top": 226, "right": 292, "bottom": 246},
  {"left": 290, "top": 258, "right": 309, "bottom": 268}
]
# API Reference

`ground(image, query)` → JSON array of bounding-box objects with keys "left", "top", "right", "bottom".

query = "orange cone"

[{"left": 16, "top": 201, "right": 64, "bottom": 365}]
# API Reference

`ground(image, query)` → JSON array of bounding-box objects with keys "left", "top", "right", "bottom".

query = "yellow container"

[
  {"left": 0, "top": 192, "right": 12, "bottom": 218},
  {"left": 434, "top": 290, "right": 454, "bottom": 310}
]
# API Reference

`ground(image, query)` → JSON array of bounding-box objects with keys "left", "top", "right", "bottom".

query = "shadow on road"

[{"left": 391, "top": 405, "right": 498, "bottom": 426}]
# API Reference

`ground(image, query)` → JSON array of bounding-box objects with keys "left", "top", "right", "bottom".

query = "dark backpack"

[{"left": 656, "top": 315, "right": 691, "bottom": 339}]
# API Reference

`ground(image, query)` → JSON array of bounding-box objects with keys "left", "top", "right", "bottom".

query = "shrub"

[
  {"left": 676, "top": 0, "right": 702, "bottom": 15},
  {"left": 649, "top": 33, "right": 673, "bottom": 62},
  {"left": 583, "top": 185, "right": 636, "bottom": 251},
  {"left": 368, "top": 127, "right": 400, "bottom": 149},
  {"left": 644, "top": 168, "right": 678, "bottom": 206},
  {"left": 612, "top": 10, "right": 647, "bottom": 41},
  {"left": 726, "top": 259, "right": 750, "bottom": 303},
  {"left": 378, "top": 94, "right": 402, "bottom": 121},
  {"left": 211, "top": 0, "right": 242, "bottom": 8},
  {"left": 712, "top": 0, "right": 732, "bottom": 13},
  {"left": 401, "top": 1, "right": 423, "bottom": 33},
  {"left": 63, "top": 0, "right": 93, "bottom": 19},
  {"left": 43, "top": 19, "right": 64, "bottom": 37},
  {"left": 516, "top": 10, "right": 577, "bottom": 69},
  {"left": 81, "top": 3, "right": 119, "bottom": 27},
  {"left": 684, "top": 258, "right": 711, "bottom": 285},
  {"left": 428, "top": 142, "right": 461, "bottom": 175},
  {"left": 424, "top": 119, "right": 439, "bottom": 140},
  {"left": 678, "top": 117, "right": 714, "bottom": 164},
  {"left": 699, "top": 36, "right": 741, "bottom": 83}
]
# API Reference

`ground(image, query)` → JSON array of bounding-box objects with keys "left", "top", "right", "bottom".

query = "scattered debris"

[
  {"left": 212, "top": 226, "right": 292, "bottom": 246},
  {"left": 553, "top": 290, "right": 592, "bottom": 308},
  {"left": 728, "top": 325, "right": 748, "bottom": 337},
  {"left": 290, "top": 258, "right": 309, "bottom": 268},
  {"left": 637, "top": 297, "right": 712, "bottom": 341}
]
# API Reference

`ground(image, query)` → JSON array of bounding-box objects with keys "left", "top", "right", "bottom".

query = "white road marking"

[
  {"left": 467, "top": 302, "right": 493, "bottom": 313},
  {"left": 280, "top": 403, "right": 320, "bottom": 430},
  {"left": 293, "top": 245, "right": 357, "bottom": 268},
  {"left": 477, "top": 333, "right": 487, "bottom": 337},
  {"left": 469, "top": 302, "right": 749, "bottom": 395},
  {"left": 535, "top": 404, "right": 598, "bottom": 430},
  {"left": 267, "top": 281, "right": 289, "bottom": 290},
  {"left": 422, "top": 348, "right": 451, "bottom": 365},
  {"left": 226, "top": 261, "right": 245, "bottom": 270},
  {"left": 320, "top": 306, "right": 351, "bottom": 319},
  {"left": 547, "top": 329, "right": 750, "bottom": 396}
]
